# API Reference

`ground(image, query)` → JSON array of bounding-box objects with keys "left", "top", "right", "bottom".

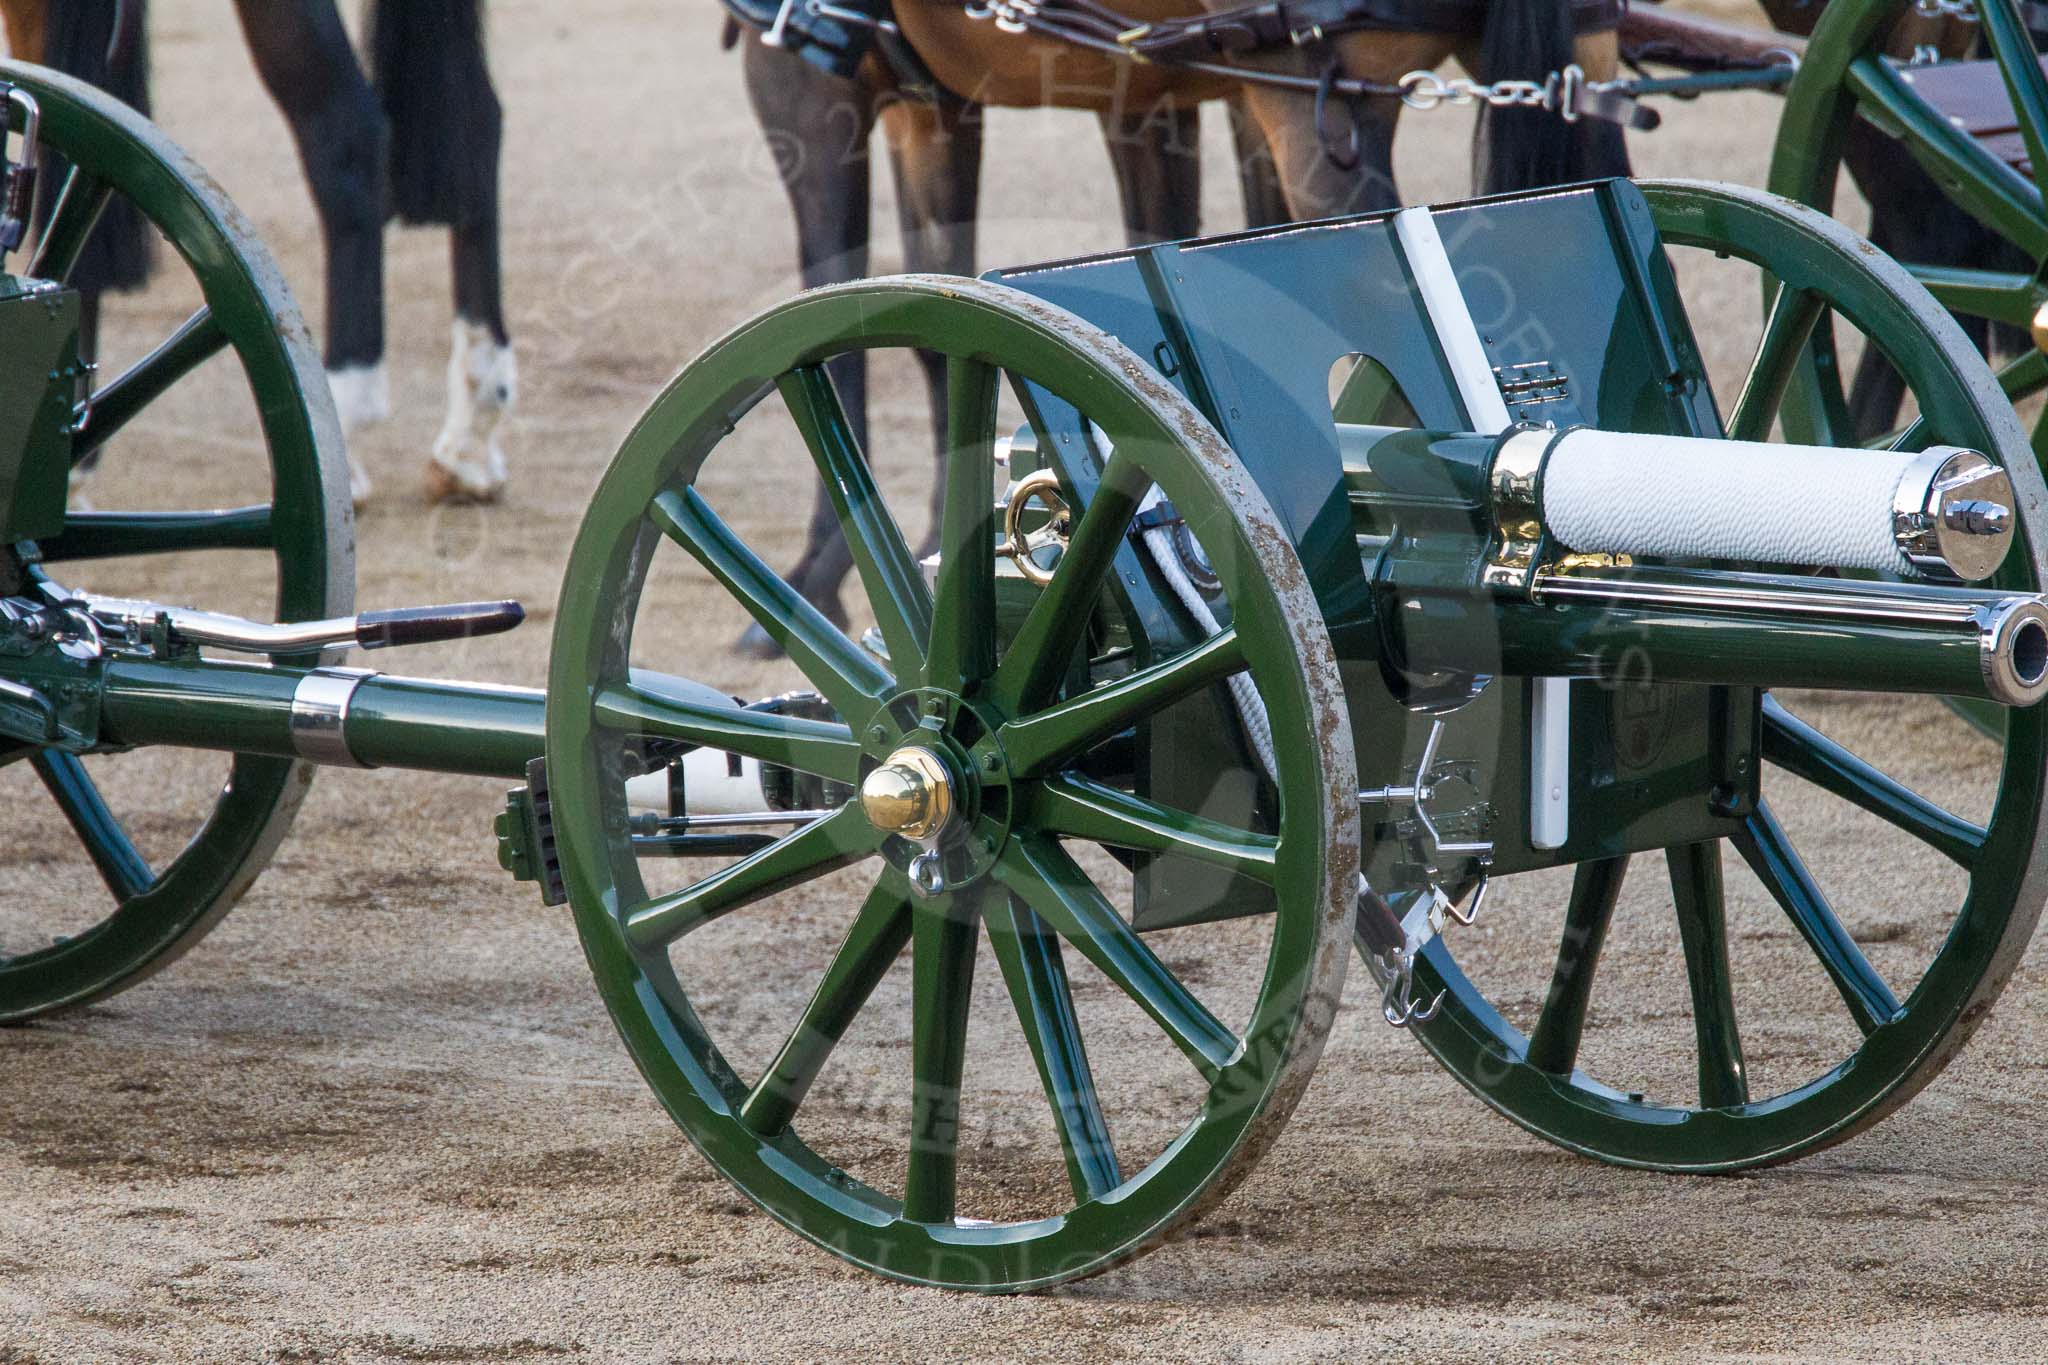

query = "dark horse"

[
  {"left": 732, "top": 0, "right": 1633, "bottom": 652},
  {"left": 2, "top": 0, "right": 513, "bottom": 505}
]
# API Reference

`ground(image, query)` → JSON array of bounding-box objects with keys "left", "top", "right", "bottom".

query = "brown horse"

[
  {"left": 738, "top": 1, "right": 1632, "bottom": 648},
  {"left": 732, "top": 21, "right": 1294, "bottom": 652}
]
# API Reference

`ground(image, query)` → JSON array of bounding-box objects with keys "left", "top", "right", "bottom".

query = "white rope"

[{"left": 1134, "top": 486, "right": 1278, "bottom": 784}]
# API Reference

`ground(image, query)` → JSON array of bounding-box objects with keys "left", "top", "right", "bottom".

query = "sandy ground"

[{"left": 9, "top": 1, "right": 2048, "bottom": 1360}]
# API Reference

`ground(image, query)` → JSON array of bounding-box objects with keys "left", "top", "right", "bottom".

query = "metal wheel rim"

[
  {"left": 0, "top": 62, "right": 351, "bottom": 1020},
  {"left": 546, "top": 276, "right": 1356, "bottom": 1290}
]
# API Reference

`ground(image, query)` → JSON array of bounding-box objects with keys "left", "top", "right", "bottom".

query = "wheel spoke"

[
  {"left": 778, "top": 365, "right": 933, "bottom": 675},
  {"left": 1001, "top": 627, "right": 1247, "bottom": 780},
  {"left": 925, "top": 357, "right": 999, "bottom": 694},
  {"left": 1727, "top": 283, "right": 1823, "bottom": 443},
  {"left": 622, "top": 805, "right": 875, "bottom": 948},
  {"left": 903, "top": 888, "right": 982, "bottom": 1223},
  {"left": 1734, "top": 802, "right": 1901, "bottom": 1036},
  {"left": 594, "top": 676, "right": 862, "bottom": 784},
  {"left": 740, "top": 877, "right": 913, "bottom": 1136},
  {"left": 38, "top": 504, "right": 273, "bottom": 561},
  {"left": 31, "top": 751, "right": 152, "bottom": 903},
  {"left": 1980, "top": 0, "right": 2048, "bottom": 206},
  {"left": 1668, "top": 841, "right": 1748, "bottom": 1110},
  {"left": 1524, "top": 856, "right": 1625, "bottom": 1077},
  {"left": 1760, "top": 696, "right": 1984, "bottom": 869},
  {"left": 988, "top": 452, "right": 1150, "bottom": 716},
  {"left": 29, "top": 164, "right": 113, "bottom": 283},
  {"left": 70, "top": 307, "right": 228, "bottom": 463},
  {"left": 1908, "top": 265, "right": 2042, "bottom": 327},
  {"left": 650, "top": 487, "right": 892, "bottom": 720},
  {"left": 1871, "top": 413, "right": 1929, "bottom": 454},
  {"left": 1845, "top": 55, "right": 2048, "bottom": 262},
  {"left": 1998, "top": 349, "right": 2048, "bottom": 406},
  {"left": 995, "top": 835, "right": 1238, "bottom": 1081},
  {"left": 1033, "top": 773, "right": 1276, "bottom": 887},
  {"left": 985, "top": 893, "right": 1120, "bottom": 1202}
]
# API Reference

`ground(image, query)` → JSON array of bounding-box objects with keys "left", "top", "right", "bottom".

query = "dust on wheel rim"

[
  {"left": 1393, "top": 180, "right": 2048, "bottom": 1170},
  {"left": 546, "top": 277, "right": 1356, "bottom": 1290}
]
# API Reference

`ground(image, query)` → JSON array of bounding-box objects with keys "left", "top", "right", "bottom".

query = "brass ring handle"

[{"left": 1001, "top": 468, "right": 1071, "bottom": 588}]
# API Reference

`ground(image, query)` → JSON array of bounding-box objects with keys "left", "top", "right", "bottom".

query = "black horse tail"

[
  {"left": 369, "top": 0, "right": 501, "bottom": 228},
  {"left": 40, "top": 0, "right": 154, "bottom": 290},
  {"left": 1473, "top": 0, "right": 1578, "bottom": 196}
]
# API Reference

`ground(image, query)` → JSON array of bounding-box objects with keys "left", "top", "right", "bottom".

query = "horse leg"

[
  {"left": 28, "top": 0, "right": 154, "bottom": 508},
  {"left": 1839, "top": 117, "right": 2008, "bottom": 441},
  {"left": 1097, "top": 101, "right": 1201, "bottom": 244},
  {"left": 235, "top": 0, "right": 388, "bottom": 506},
  {"left": 0, "top": 0, "right": 44, "bottom": 61},
  {"left": 1227, "top": 94, "right": 1289, "bottom": 230},
  {"left": 432, "top": 214, "right": 516, "bottom": 504},
  {"left": 883, "top": 95, "right": 984, "bottom": 562},
  {"left": 366, "top": 0, "right": 514, "bottom": 504},
  {"left": 1240, "top": 32, "right": 1450, "bottom": 221},
  {"left": 735, "top": 34, "right": 880, "bottom": 656}
]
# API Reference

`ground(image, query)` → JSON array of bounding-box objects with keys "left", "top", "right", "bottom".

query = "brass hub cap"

[{"left": 859, "top": 746, "right": 954, "bottom": 841}]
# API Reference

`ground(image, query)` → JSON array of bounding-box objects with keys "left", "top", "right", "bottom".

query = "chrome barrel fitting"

[{"left": 1893, "top": 447, "right": 2015, "bottom": 583}]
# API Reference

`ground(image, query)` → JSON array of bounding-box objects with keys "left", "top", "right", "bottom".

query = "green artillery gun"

[{"left": 3, "top": 62, "right": 2044, "bottom": 1293}]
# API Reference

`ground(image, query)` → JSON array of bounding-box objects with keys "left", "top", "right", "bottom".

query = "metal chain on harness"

[{"left": 949, "top": 0, "right": 1800, "bottom": 153}]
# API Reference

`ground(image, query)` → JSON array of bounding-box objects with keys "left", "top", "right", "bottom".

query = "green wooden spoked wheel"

[
  {"left": 0, "top": 64, "right": 351, "bottom": 1020},
  {"left": 1769, "top": 0, "right": 2048, "bottom": 737},
  {"left": 1769, "top": 0, "right": 2048, "bottom": 452},
  {"left": 547, "top": 276, "right": 1356, "bottom": 1291},
  {"left": 1388, "top": 180, "right": 2048, "bottom": 1170}
]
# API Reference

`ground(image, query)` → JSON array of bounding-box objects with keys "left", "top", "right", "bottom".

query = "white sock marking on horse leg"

[
  {"left": 329, "top": 363, "right": 388, "bottom": 507},
  {"left": 429, "top": 319, "right": 516, "bottom": 502},
  {"left": 328, "top": 362, "right": 391, "bottom": 432}
]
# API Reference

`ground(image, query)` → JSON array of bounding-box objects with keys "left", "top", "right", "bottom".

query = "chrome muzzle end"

[{"left": 1981, "top": 597, "right": 2048, "bottom": 707}]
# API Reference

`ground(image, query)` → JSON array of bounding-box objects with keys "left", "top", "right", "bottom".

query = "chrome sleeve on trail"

[{"left": 289, "top": 666, "right": 376, "bottom": 768}]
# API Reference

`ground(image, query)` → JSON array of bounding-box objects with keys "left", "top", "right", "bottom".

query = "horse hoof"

[
  {"left": 349, "top": 458, "right": 374, "bottom": 509},
  {"left": 734, "top": 621, "right": 784, "bottom": 660},
  {"left": 423, "top": 458, "right": 503, "bottom": 505}
]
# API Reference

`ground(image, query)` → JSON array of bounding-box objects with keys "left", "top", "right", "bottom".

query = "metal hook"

[
  {"left": 1379, "top": 951, "right": 1446, "bottom": 1028},
  {"left": 1440, "top": 874, "right": 1489, "bottom": 929}
]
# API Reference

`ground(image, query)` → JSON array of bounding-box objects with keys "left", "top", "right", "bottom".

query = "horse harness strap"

[
  {"left": 722, "top": 0, "right": 1656, "bottom": 132},
  {"left": 962, "top": 0, "right": 1655, "bottom": 130},
  {"left": 720, "top": 0, "right": 957, "bottom": 105}
]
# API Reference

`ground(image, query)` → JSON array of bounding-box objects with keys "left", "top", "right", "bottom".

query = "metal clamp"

[
  {"left": 805, "top": 0, "right": 900, "bottom": 33},
  {"left": 0, "top": 87, "right": 40, "bottom": 254},
  {"left": 1358, "top": 718, "right": 1496, "bottom": 863},
  {"left": 760, "top": 0, "right": 799, "bottom": 46},
  {"left": 1361, "top": 718, "right": 1493, "bottom": 1031},
  {"left": 290, "top": 666, "right": 377, "bottom": 768}
]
